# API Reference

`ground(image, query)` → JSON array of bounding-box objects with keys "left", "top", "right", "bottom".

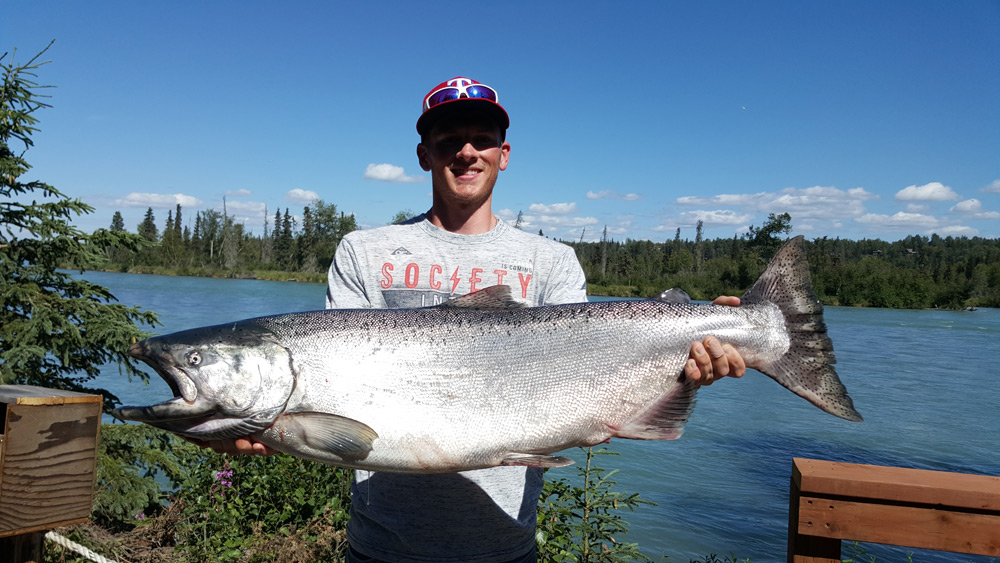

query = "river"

[{"left": 77, "top": 270, "right": 999, "bottom": 562}]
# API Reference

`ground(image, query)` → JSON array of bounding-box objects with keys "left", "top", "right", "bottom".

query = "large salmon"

[{"left": 113, "top": 236, "right": 860, "bottom": 473}]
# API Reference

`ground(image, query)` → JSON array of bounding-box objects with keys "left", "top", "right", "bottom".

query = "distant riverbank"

[
  {"left": 88, "top": 267, "right": 986, "bottom": 309},
  {"left": 91, "top": 265, "right": 329, "bottom": 284},
  {"left": 92, "top": 266, "right": 649, "bottom": 297}
]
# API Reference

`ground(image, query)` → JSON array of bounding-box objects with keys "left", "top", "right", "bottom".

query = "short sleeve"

[
  {"left": 541, "top": 246, "right": 588, "bottom": 305},
  {"left": 325, "top": 237, "right": 374, "bottom": 309}
]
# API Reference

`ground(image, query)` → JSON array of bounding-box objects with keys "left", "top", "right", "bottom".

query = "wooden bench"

[{"left": 788, "top": 457, "right": 1000, "bottom": 562}]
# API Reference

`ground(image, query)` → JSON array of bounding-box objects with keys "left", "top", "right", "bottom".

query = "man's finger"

[
  {"left": 690, "top": 341, "right": 715, "bottom": 384},
  {"left": 704, "top": 336, "right": 729, "bottom": 378},
  {"left": 724, "top": 343, "right": 746, "bottom": 378}
]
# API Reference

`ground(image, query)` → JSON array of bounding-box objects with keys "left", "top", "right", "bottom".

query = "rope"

[{"left": 44, "top": 531, "right": 121, "bottom": 563}]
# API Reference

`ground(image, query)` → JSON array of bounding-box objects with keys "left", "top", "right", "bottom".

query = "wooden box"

[{"left": 0, "top": 385, "right": 102, "bottom": 537}]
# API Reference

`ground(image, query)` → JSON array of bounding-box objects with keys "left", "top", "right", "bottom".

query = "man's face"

[{"left": 417, "top": 114, "right": 510, "bottom": 210}]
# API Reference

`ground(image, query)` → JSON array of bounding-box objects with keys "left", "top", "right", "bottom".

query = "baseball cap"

[{"left": 416, "top": 77, "right": 509, "bottom": 136}]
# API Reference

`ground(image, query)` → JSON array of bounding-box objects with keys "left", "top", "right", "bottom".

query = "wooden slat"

[
  {"left": 0, "top": 517, "right": 90, "bottom": 539},
  {"left": 788, "top": 475, "right": 841, "bottom": 563},
  {"left": 797, "top": 495, "right": 1000, "bottom": 556},
  {"left": 0, "top": 385, "right": 102, "bottom": 405},
  {"left": 793, "top": 457, "right": 1000, "bottom": 511}
]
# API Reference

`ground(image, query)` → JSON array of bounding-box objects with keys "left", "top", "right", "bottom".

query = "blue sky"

[{"left": 5, "top": 1, "right": 999, "bottom": 242}]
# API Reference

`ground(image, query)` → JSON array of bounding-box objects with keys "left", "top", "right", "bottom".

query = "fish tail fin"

[{"left": 741, "top": 236, "right": 863, "bottom": 422}]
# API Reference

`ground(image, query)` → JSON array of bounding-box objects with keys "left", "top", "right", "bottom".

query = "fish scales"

[
  {"left": 113, "top": 236, "right": 861, "bottom": 473},
  {"left": 263, "top": 301, "right": 771, "bottom": 466}
]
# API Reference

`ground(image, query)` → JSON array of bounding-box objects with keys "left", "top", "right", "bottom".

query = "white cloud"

[
  {"left": 676, "top": 193, "right": 765, "bottom": 207},
  {"left": 495, "top": 208, "right": 518, "bottom": 221},
  {"left": 981, "top": 180, "right": 1000, "bottom": 193},
  {"left": 529, "top": 202, "right": 577, "bottom": 215},
  {"left": 364, "top": 163, "right": 424, "bottom": 183},
  {"left": 933, "top": 225, "right": 979, "bottom": 237},
  {"left": 225, "top": 200, "right": 267, "bottom": 216},
  {"left": 586, "top": 190, "right": 641, "bottom": 201},
  {"left": 895, "top": 182, "right": 959, "bottom": 202},
  {"left": 226, "top": 189, "right": 252, "bottom": 197},
  {"left": 856, "top": 212, "right": 939, "bottom": 229},
  {"left": 496, "top": 207, "right": 598, "bottom": 235},
  {"left": 677, "top": 209, "right": 754, "bottom": 226},
  {"left": 286, "top": 189, "right": 319, "bottom": 204},
  {"left": 905, "top": 203, "right": 929, "bottom": 213},
  {"left": 535, "top": 215, "right": 598, "bottom": 227},
  {"left": 951, "top": 199, "right": 982, "bottom": 213},
  {"left": 949, "top": 199, "right": 1000, "bottom": 219},
  {"left": 675, "top": 186, "right": 878, "bottom": 226},
  {"left": 114, "top": 192, "right": 202, "bottom": 208}
]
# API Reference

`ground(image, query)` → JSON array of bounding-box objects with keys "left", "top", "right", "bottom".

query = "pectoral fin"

[
  {"left": 500, "top": 453, "right": 575, "bottom": 468},
  {"left": 275, "top": 412, "right": 378, "bottom": 459}
]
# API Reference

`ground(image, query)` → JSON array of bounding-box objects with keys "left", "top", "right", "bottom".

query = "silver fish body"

[{"left": 114, "top": 236, "right": 861, "bottom": 473}]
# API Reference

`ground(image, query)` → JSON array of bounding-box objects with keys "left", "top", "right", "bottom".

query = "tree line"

[
  {"left": 103, "top": 205, "right": 1000, "bottom": 310},
  {"left": 106, "top": 199, "right": 358, "bottom": 280},
  {"left": 567, "top": 214, "right": 1000, "bottom": 309}
]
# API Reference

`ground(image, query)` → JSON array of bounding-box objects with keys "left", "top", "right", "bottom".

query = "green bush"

[
  {"left": 92, "top": 423, "right": 351, "bottom": 562},
  {"left": 537, "top": 447, "right": 654, "bottom": 562}
]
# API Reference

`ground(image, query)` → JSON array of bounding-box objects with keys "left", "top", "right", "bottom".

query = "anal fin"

[
  {"left": 614, "top": 375, "right": 698, "bottom": 440},
  {"left": 500, "top": 453, "right": 575, "bottom": 468}
]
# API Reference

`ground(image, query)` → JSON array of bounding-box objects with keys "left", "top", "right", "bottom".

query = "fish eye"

[{"left": 186, "top": 351, "right": 202, "bottom": 366}]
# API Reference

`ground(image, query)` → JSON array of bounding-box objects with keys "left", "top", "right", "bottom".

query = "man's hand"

[
  {"left": 184, "top": 436, "right": 277, "bottom": 456},
  {"left": 684, "top": 296, "right": 747, "bottom": 385}
]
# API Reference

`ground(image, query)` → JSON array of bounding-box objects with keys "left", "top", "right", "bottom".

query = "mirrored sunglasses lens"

[
  {"left": 427, "top": 88, "right": 461, "bottom": 109},
  {"left": 465, "top": 85, "right": 497, "bottom": 102}
]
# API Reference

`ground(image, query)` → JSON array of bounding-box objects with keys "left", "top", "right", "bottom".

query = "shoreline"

[{"left": 77, "top": 268, "right": 988, "bottom": 310}]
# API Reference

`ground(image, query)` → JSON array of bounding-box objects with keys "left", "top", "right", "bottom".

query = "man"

[{"left": 207, "top": 77, "right": 745, "bottom": 562}]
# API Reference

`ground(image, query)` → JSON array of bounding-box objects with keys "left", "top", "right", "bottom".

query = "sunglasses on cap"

[{"left": 423, "top": 82, "right": 499, "bottom": 112}]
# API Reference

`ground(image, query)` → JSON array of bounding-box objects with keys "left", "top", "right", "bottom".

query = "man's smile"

[{"left": 452, "top": 168, "right": 482, "bottom": 180}]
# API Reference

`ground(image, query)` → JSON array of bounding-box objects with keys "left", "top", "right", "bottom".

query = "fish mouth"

[
  {"left": 127, "top": 340, "right": 199, "bottom": 403},
  {"left": 113, "top": 340, "right": 214, "bottom": 424}
]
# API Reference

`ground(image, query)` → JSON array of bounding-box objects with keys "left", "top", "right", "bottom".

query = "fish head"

[{"left": 113, "top": 321, "right": 296, "bottom": 440}]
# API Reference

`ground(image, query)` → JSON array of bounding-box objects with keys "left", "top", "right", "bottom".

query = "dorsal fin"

[{"left": 437, "top": 285, "right": 526, "bottom": 309}]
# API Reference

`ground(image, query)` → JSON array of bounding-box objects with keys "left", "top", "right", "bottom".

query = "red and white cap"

[{"left": 416, "top": 77, "right": 509, "bottom": 136}]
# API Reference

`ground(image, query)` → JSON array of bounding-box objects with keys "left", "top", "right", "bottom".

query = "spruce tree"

[
  {"left": 0, "top": 44, "right": 159, "bottom": 407},
  {"left": 138, "top": 206, "right": 157, "bottom": 241}
]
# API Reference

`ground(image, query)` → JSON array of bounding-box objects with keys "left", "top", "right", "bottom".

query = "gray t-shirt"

[{"left": 326, "top": 215, "right": 587, "bottom": 563}]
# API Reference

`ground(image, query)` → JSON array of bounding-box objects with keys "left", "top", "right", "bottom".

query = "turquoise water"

[{"left": 80, "top": 271, "right": 1000, "bottom": 562}]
